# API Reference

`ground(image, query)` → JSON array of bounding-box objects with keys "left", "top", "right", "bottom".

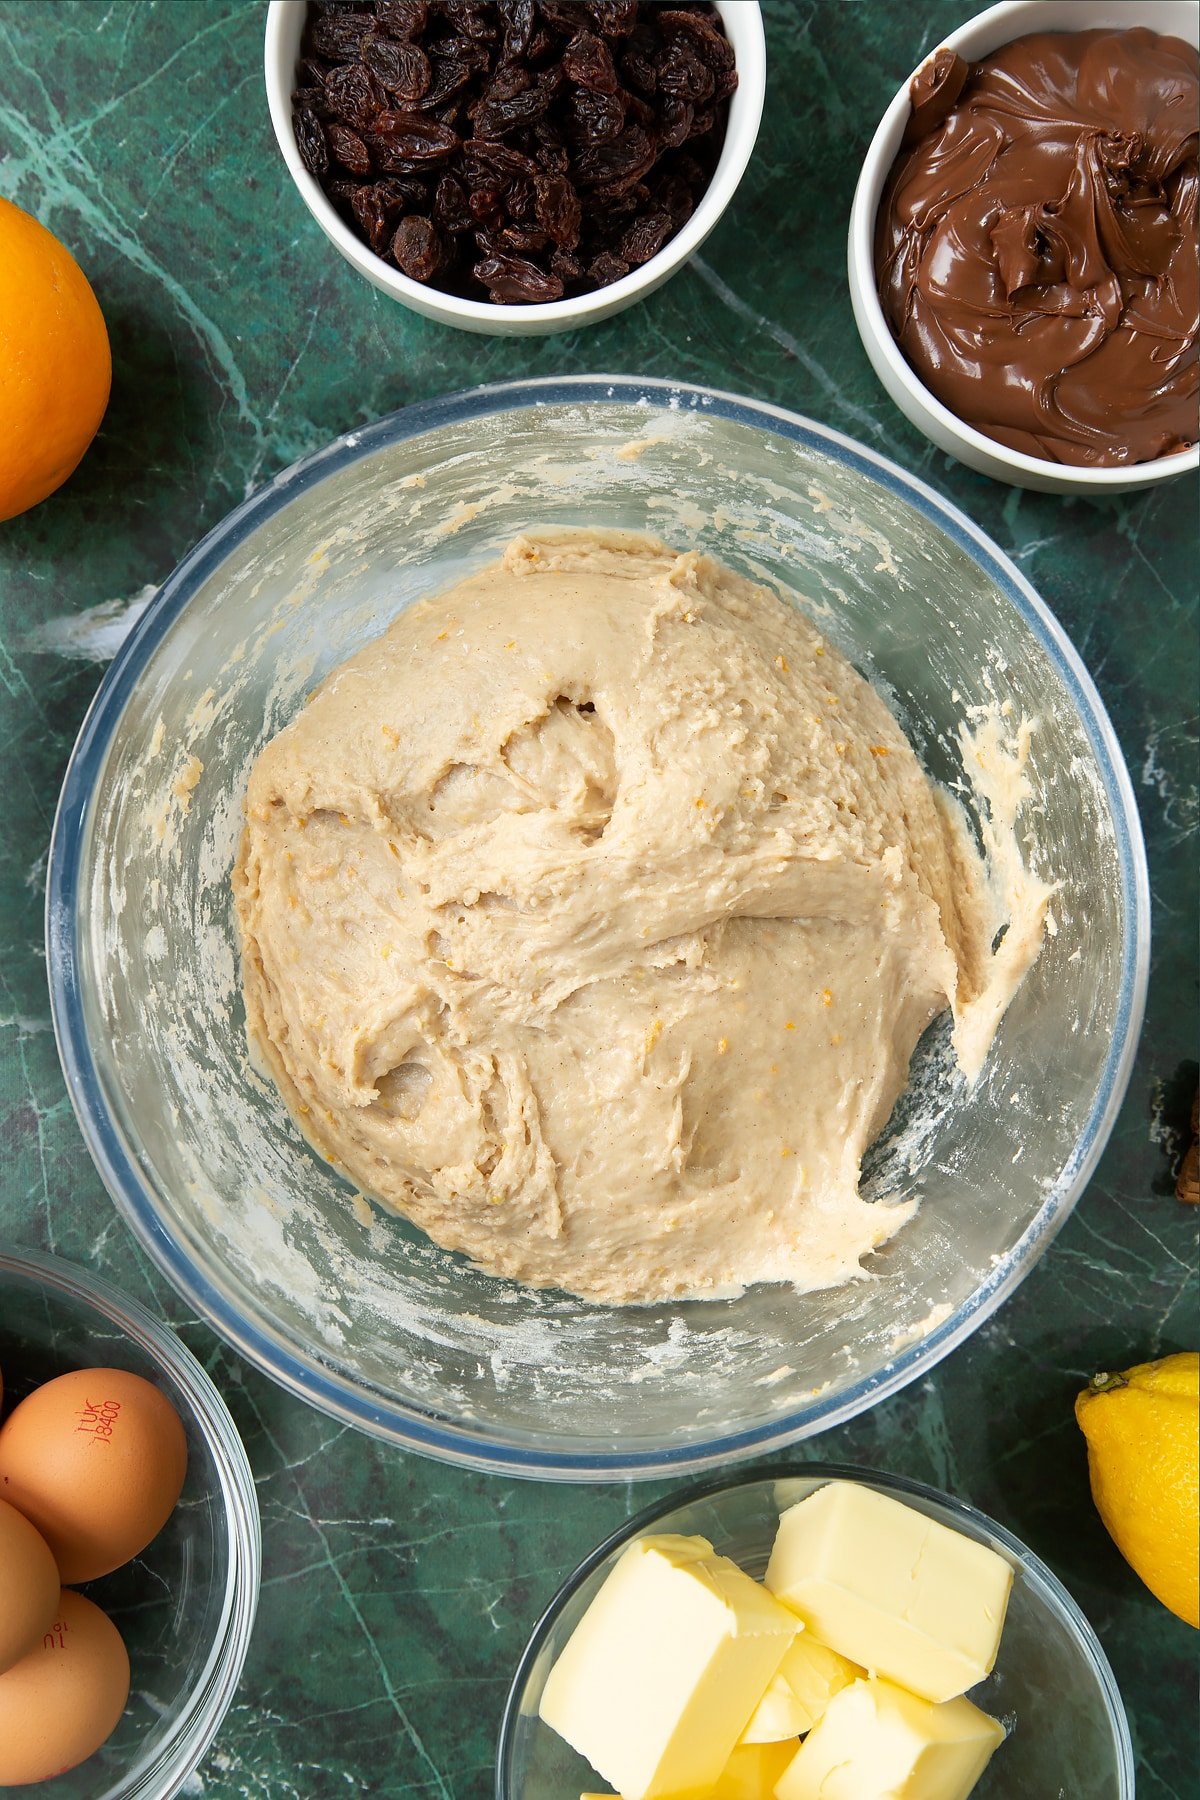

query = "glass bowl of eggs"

[{"left": 0, "top": 1246, "right": 260, "bottom": 1798}]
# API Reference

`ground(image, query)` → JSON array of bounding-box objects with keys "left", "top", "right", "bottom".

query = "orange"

[{"left": 0, "top": 195, "right": 111, "bottom": 523}]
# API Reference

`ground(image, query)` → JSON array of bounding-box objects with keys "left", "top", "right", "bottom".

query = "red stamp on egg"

[{"left": 75, "top": 1396, "right": 121, "bottom": 1443}]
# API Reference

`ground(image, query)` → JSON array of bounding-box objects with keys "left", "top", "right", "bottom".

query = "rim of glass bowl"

[
  {"left": 494, "top": 1462, "right": 1136, "bottom": 1800},
  {"left": 0, "top": 1245, "right": 261, "bottom": 1800},
  {"left": 46, "top": 374, "right": 1150, "bottom": 1480}
]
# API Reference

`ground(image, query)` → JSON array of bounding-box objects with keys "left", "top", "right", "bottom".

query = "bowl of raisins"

[{"left": 264, "top": 1, "right": 765, "bottom": 334}]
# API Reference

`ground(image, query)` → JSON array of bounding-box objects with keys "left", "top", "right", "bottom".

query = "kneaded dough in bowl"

[{"left": 234, "top": 531, "right": 1046, "bottom": 1304}]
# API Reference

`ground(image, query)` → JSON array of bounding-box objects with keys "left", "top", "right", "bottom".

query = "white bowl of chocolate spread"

[{"left": 849, "top": 0, "right": 1199, "bottom": 492}]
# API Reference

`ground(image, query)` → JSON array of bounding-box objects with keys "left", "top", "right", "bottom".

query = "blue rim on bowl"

[
  {"left": 0, "top": 1245, "right": 260, "bottom": 1800},
  {"left": 495, "top": 1463, "right": 1136, "bottom": 1800},
  {"left": 46, "top": 376, "right": 1149, "bottom": 1477}
]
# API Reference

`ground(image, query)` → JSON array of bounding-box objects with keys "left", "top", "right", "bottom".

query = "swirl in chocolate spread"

[{"left": 875, "top": 28, "right": 1199, "bottom": 466}]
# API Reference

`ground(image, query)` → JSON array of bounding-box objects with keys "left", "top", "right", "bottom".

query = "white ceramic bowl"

[
  {"left": 263, "top": 0, "right": 765, "bottom": 336},
  {"left": 848, "top": 0, "right": 1200, "bottom": 493}
]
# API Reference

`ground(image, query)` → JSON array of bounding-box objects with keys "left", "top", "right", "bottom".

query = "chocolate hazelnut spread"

[{"left": 876, "top": 28, "right": 1199, "bottom": 466}]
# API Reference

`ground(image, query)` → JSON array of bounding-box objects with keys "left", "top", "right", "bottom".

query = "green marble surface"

[{"left": 1, "top": 1, "right": 1196, "bottom": 1795}]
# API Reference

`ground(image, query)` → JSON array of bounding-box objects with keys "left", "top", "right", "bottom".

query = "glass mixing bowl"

[
  {"left": 0, "top": 1247, "right": 260, "bottom": 1800},
  {"left": 497, "top": 1466, "right": 1134, "bottom": 1800},
  {"left": 46, "top": 376, "right": 1147, "bottom": 1479}
]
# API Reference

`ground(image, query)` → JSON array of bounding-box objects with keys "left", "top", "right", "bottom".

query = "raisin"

[
  {"left": 374, "top": 0, "right": 427, "bottom": 36},
  {"left": 368, "top": 111, "right": 460, "bottom": 169},
  {"left": 494, "top": 222, "right": 551, "bottom": 253},
  {"left": 473, "top": 251, "right": 564, "bottom": 302},
  {"left": 391, "top": 214, "right": 444, "bottom": 281},
  {"left": 323, "top": 63, "right": 387, "bottom": 130},
  {"left": 564, "top": 86, "right": 625, "bottom": 145},
  {"left": 533, "top": 171, "right": 582, "bottom": 247},
  {"left": 351, "top": 178, "right": 417, "bottom": 252},
  {"left": 325, "top": 178, "right": 360, "bottom": 216},
  {"left": 712, "top": 63, "right": 737, "bottom": 103},
  {"left": 525, "top": 21, "right": 557, "bottom": 63},
  {"left": 422, "top": 42, "right": 490, "bottom": 108},
  {"left": 658, "top": 95, "right": 693, "bottom": 148},
  {"left": 464, "top": 137, "right": 541, "bottom": 180},
  {"left": 588, "top": 0, "right": 638, "bottom": 33},
  {"left": 433, "top": 172, "right": 473, "bottom": 233},
  {"left": 657, "top": 8, "right": 735, "bottom": 74},
  {"left": 550, "top": 246, "right": 585, "bottom": 284},
  {"left": 480, "top": 62, "right": 534, "bottom": 104},
  {"left": 588, "top": 249, "right": 629, "bottom": 284},
  {"left": 619, "top": 207, "right": 672, "bottom": 265},
  {"left": 562, "top": 30, "right": 618, "bottom": 95},
  {"left": 308, "top": 11, "right": 373, "bottom": 60},
  {"left": 440, "top": 1, "right": 497, "bottom": 40},
  {"left": 363, "top": 33, "right": 431, "bottom": 101},
  {"left": 294, "top": 106, "right": 330, "bottom": 176},
  {"left": 574, "top": 123, "right": 657, "bottom": 190},
  {"left": 657, "top": 43, "right": 715, "bottom": 107},
  {"left": 498, "top": 0, "right": 534, "bottom": 61},
  {"left": 468, "top": 184, "right": 506, "bottom": 229},
  {"left": 328, "top": 122, "right": 373, "bottom": 174},
  {"left": 619, "top": 36, "right": 657, "bottom": 97},
  {"left": 652, "top": 167, "right": 696, "bottom": 230},
  {"left": 471, "top": 72, "right": 557, "bottom": 138}
]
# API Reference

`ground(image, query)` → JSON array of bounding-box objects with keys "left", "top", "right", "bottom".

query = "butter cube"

[
  {"left": 540, "top": 1533, "right": 797, "bottom": 1800},
  {"left": 710, "top": 1740, "right": 799, "bottom": 1799},
  {"left": 765, "top": 1483, "right": 1012, "bottom": 1703},
  {"left": 739, "top": 1673, "right": 809, "bottom": 1744},
  {"left": 579, "top": 1741, "right": 798, "bottom": 1800},
  {"left": 774, "top": 1678, "right": 1004, "bottom": 1800},
  {"left": 775, "top": 1634, "right": 863, "bottom": 1733}
]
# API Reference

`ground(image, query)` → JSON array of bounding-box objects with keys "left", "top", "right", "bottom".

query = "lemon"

[{"left": 1075, "top": 1351, "right": 1199, "bottom": 1627}]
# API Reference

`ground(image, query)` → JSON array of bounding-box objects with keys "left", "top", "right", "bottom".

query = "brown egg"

[
  {"left": 0, "top": 1498, "right": 60, "bottom": 1676},
  {"left": 0, "top": 1367, "right": 187, "bottom": 1583},
  {"left": 0, "top": 1589, "right": 130, "bottom": 1785}
]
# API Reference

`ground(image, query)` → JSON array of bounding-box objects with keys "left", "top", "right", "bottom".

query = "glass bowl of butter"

[
  {"left": 498, "top": 1464, "right": 1134, "bottom": 1800},
  {"left": 47, "top": 375, "right": 1147, "bottom": 1478}
]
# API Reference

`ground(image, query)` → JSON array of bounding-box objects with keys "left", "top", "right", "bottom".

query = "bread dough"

[{"left": 234, "top": 532, "right": 1044, "bottom": 1303}]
